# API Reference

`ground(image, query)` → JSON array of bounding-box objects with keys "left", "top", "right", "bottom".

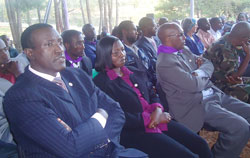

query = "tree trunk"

[
  {"left": 26, "top": 11, "right": 31, "bottom": 26},
  {"left": 104, "top": 0, "right": 108, "bottom": 31},
  {"left": 115, "top": 0, "right": 119, "bottom": 26},
  {"left": 54, "top": 0, "right": 63, "bottom": 33},
  {"left": 15, "top": 0, "right": 22, "bottom": 38},
  {"left": 86, "top": 0, "right": 92, "bottom": 24},
  {"left": 61, "top": 0, "right": 69, "bottom": 31},
  {"left": 0, "top": 4, "right": 4, "bottom": 22},
  {"left": 80, "top": 0, "right": 86, "bottom": 25},
  {"left": 98, "top": 0, "right": 103, "bottom": 34},
  {"left": 108, "top": 0, "right": 113, "bottom": 32},
  {"left": 37, "top": 7, "right": 41, "bottom": 23},
  {"left": 5, "top": 0, "right": 22, "bottom": 52}
]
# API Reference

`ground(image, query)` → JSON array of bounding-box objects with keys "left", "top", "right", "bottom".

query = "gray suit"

[{"left": 156, "top": 47, "right": 250, "bottom": 158}]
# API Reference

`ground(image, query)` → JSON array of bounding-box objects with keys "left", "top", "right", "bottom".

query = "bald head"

[
  {"left": 158, "top": 23, "right": 180, "bottom": 43},
  {"left": 230, "top": 22, "right": 250, "bottom": 46},
  {"left": 231, "top": 22, "right": 250, "bottom": 38},
  {"left": 157, "top": 23, "right": 185, "bottom": 50}
]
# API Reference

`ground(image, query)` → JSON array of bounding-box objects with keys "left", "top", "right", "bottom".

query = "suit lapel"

[
  {"left": 61, "top": 71, "right": 90, "bottom": 119},
  {"left": 143, "top": 37, "right": 157, "bottom": 59},
  {"left": 176, "top": 53, "right": 193, "bottom": 72}
]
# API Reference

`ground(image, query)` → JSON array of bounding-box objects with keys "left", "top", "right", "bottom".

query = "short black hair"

[
  {"left": 0, "top": 35, "right": 7, "bottom": 40},
  {"left": 21, "top": 23, "right": 53, "bottom": 49},
  {"left": 61, "top": 29, "right": 82, "bottom": 44},
  {"left": 197, "top": 18, "right": 207, "bottom": 28},
  {"left": 158, "top": 17, "right": 168, "bottom": 26},
  {"left": 118, "top": 20, "right": 133, "bottom": 39},
  {"left": 82, "top": 24, "right": 92, "bottom": 34},
  {"left": 209, "top": 17, "right": 220, "bottom": 25},
  {"left": 95, "top": 36, "right": 119, "bottom": 72},
  {"left": 139, "top": 17, "right": 153, "bottom": 30},
  {"left": 237, "top": 12, "right": 248, "bottom": 21},
  {"left": 111, "top": 26, "right": 120, "bottom": 38}
]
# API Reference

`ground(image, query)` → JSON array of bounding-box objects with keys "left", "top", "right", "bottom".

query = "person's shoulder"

[
  {"left": 4, "top": 72, "right": 37, "bottom": 102},
  {"left": 135, "top": 36, "right": 146, "bottom": 46},
  {"left": 93, "top": 71, "right": 110, "bottom": 89},
  {"left": 62, "top": 67, "right": 89, "bottom": 78},
  {"left": 93, "top": 71, "right": 109, "bottom": 83}
]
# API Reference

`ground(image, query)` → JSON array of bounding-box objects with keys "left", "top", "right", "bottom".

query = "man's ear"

[
  {"left": 64, "top": 43, "right": 70, "bottom": 50},
  {"left": 24, "top": 48, "right": 34, "bottom": 61},
  {"left": 122, "top": 29, "right": 127, "bottom": 38}
]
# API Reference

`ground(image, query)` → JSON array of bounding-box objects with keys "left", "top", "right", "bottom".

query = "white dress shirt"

[{"left": 208, "top": 29, "right": 222, "bottom": 41}]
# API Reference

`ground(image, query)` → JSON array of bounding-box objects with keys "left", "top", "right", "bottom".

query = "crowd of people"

[{"left": 0, "top": 12, "right": 250, "bottom": 158}]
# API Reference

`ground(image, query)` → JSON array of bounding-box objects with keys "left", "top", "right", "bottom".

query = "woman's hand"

[
  {"left": 148, "top": 107, "right": 162, "bottom": 128},
  {"left": 159, "top": 112, "right": 172, "bottom": 124}
]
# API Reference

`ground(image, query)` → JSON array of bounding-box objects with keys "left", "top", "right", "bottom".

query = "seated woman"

[
  {"left": 182, "top": 18, "right": 204, "bottom": 56},
  {"left": 93, "top": 36, "right": 212, "bottom": 158}
]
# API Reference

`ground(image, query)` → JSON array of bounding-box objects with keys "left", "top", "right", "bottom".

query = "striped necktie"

[{"left": 52, "top": 77, "right": 68, "bottom": 92}]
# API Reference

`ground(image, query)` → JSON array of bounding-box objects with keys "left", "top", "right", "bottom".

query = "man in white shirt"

[
  {"left": 3, "top": 23, "right": 147, "bottom": 158},
  {"left": 208, "top": 17, "right": 223, "bottom": 41}
]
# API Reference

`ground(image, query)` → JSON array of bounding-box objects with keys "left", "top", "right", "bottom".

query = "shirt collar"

[
  {"left": 84, "top": 38, "right": 97, "bottom": 45},
  {"left": 64, "top": 51, "right": 83, "bottom": 67},
  {"left": 29, "top": 65, "right": 60, "bottom": 82},
  {"left": 106, "top": 66, "right": 133, "bottom": 80},
  {"left": 144, "top": 36, "right": 154, "bottom": 43},
  {"left": 157, "top": 44, "right": 182, "bottom": 55},
  {"left": 124, "top": 43, "right": 139, "bottom": 56}
]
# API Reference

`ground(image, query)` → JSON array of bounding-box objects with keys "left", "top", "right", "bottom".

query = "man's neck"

[
  {"left": 211, "top": 27, "right": 217, "bottom": 32},
  {"left": 85, "top": 37, "right": 95, "bottom": 42},
  {"left": 144, "top": 34, "right": 152, "bottom": 38},
  {"left": 187, "top": 32, "right": 193, "bottom": 37},
  {"left": 67, "top": 51, "right": 79, "bottom": 60},
  {"left": 123, "top": 38, "right": 133, "bottom": 47},
  {"left": 201, "top": 28, "right": 208, "bottom": 33}
]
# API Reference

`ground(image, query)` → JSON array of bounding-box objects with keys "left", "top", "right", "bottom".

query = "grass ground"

[{"left": 200, "top": 129, "right": 250, "bottom": 158}]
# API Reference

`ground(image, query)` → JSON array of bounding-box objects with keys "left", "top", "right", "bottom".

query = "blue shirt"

[{"left": 185, "top": 34, "right": 204, "bottom": 55}]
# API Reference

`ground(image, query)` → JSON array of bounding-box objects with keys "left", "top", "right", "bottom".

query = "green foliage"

[
  {"left": 155, "top": 0, "right": 190, "bottom": 20},
  {"left": 19, "top": 0, "right": 46, "bottom": 12},
  {"left": 156, "top": 0, "right": 250, "bottom": 20}
]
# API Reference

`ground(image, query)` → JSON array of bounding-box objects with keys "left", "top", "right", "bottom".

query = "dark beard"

[{"left": 127, "top": 36, "right": 137, "bottom": 44}]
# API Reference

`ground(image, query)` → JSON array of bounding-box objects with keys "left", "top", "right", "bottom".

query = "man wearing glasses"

[{"left": 156, "top": 23, "right": 250, "bottom": 158}]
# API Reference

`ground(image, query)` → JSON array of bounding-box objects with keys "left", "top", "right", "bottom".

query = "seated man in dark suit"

[
  {"left": 61, "top": 29, "right": 92, "bottom": 76},
  {"left": 136, "top": 17, "right": 158, "bottom": 86},
  {"left": 82, "top": 24, "right": 97, "bottom": 68},
  {"left": 3, "top": 23, "right": 147, "bottom": 158}
]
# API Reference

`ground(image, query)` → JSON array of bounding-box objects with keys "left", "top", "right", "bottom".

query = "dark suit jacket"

[
  {"left": 65, "top": 56, "right": 92, "bottom": 76},
  {"left": 84, "top": 39, "right": 97, "bottom": 68},
  {"left": 3, "top": 67, "right": 125, "bottom": 158},
  {"left": 136, "top": 36, "right": 157, "bottom": 61},
  {"left": 93, "top": 67, "right": 160, "bottom": 131},
  {"left": 124, "top": 45, "right": 148, "bottom": 71},
  {"left": 136, "top": 37, "right": 158, "bottom": 85}
]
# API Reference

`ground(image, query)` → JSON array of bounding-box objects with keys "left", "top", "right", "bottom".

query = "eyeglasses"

[{"left": 167, "top": 32, "right": 185, "bottom": 38}]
